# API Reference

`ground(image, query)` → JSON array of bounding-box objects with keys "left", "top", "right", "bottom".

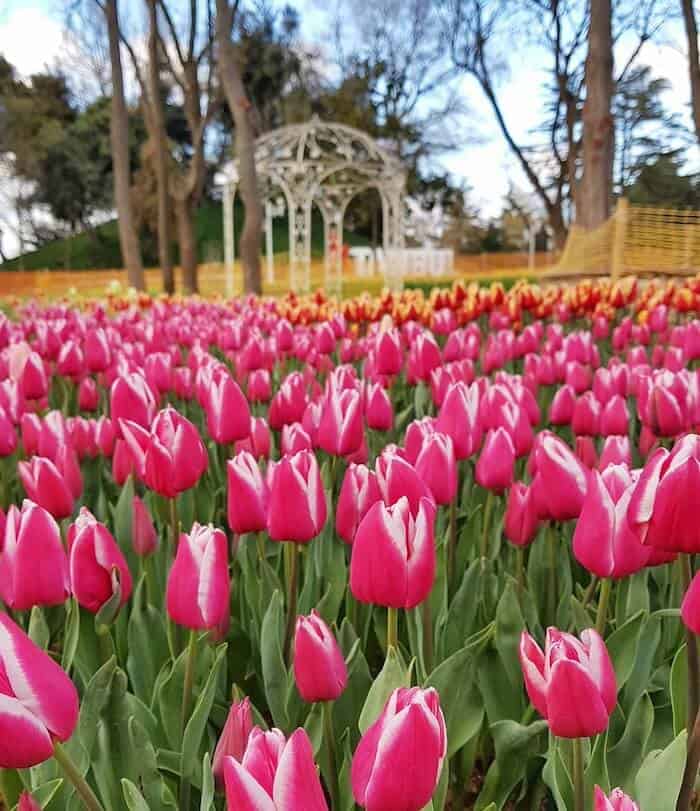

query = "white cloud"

[{"left": 0, "top": 5, "right": 64, "bottom": 79}]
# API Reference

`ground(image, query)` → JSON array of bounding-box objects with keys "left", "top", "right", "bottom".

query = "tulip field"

[{"left": 3, "top": 276, "right": 700, "bottom": 811}]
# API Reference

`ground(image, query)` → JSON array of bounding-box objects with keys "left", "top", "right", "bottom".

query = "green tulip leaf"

[
  {"left": 634, "top": 730, "right": 687, "bottom": 811},
  {"left": 358, "top": 645, "right": 410, "bottom": 733}
]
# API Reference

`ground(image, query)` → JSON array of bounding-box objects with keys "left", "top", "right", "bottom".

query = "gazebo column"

[
  {"left": 318, "top": 194, "right": 352, "bottom": 299},
  {"left": 222, "top": 180, "right": 237, "bottom": 297},
  {"left": 289, "top": 193, "right": 313, "bottom": 294}
]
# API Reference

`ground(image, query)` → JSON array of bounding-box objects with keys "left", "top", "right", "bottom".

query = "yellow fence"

[{"left": 554, "top": 199, "right": 700, "bottom": 279}]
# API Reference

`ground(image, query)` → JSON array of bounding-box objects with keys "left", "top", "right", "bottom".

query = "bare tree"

[
  {"left": 102, "top": 0, "right": 145, "bottom": 289},
  {"left": 681, "top": 0, "right": 700, "bottom": 142},
  {"left": 215, "top": 0, "right": 263, "bottom": 294}
]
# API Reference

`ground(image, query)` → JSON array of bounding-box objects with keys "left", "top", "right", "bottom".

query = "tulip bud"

[
  {"left": 84, "top": 327, "right": 111, "bottom": 373},
  {"left": 475, "top": 428, "right": 515, "bottom": 494},
  {"left": 350, "top": 496, "right": 435, "bottom": 609},
  {"left": 205, "top": 373, "right": 251, "bottom": 444},
  {"left": 247, "top": 369, "right": 272, "bottom": 403},
  {"left": 519, "top": 627, "right": 616, "bottom": 738},
  {"left": 317, "top": 387, "right": 364, "bottom": 457},
  {"left": 18, "top": 792, "right": 42, "bottom": 811},
  {"left": 68, "top": 507, "right": 133, "bottom": 613},
  {"left": 376, "top": 449, "right": 434, "bottom": 516},
  {"left": 600, "top": 394, "right": 628, "bottom": 436},
  {"left": 212, "top": 698, "right": 254, "bottom": 785},
  {"left": 269, "top": 372, "right": 308, "bottom": 429},
  {"left": 227, "top": 451, "right": 268, "bottom": 535},
  {"left": 530, "top": 433, "right": 587, "bottom": 521},
  {"left": 78, "top": 377, "right": 100, "bottom": 412},
  {"left": 0, "top": 406, "right": 17, "bottom": 457},
  {"left": 132, "top": 495, "right": 158, "bottom": 557},
  {"left": 110, "top": 372, "right": 157, "bottom": 430},
  {"left": 268, "top": 450, "right": 327, "bottom": 542},
  {"left": 594, "top": 786, "right": 640, "bottom": 811},
  {"left": 503, "top": 482, "right": 540, "bottom": 547},
  {"left": 374, "top": 329, "right": 403, "bottom": 376},
  {"left": 548, "top": 384, "right": 576, "bottom": 425},
  {"left": 166, "top": 523, "right": 230, "bottom": 631},
  {"left": 112, "top": 439, "right": 134, "bottom": 485},
  {"left": 415, "top": 432, "right": 457, "bottom": 505},
  {"left": 18, "top": 456, "right": 75, "bottom": 519},
  {"left": 365, "top": 382, "right": 393, "bottom": 431},
  {"left": 293, "top": 610, "right": 348, "bottom": 702},
  {"left": 435, "top": 381, "right": 481, "bottom": 459},
  {"left": 281, "top": 423, "right": 313, "bottom": 455},
  {"left": 352, "top": 687, "right": 446, "bottom": 811},
  {"left": 336, "top": 463, "right": 381, "bottom": 544},
  {"left": 0, "top": 614, "right": 79, "bottom": 767},
  {"left": 0, "top": 501, "right": 70, "bottom": 610}
]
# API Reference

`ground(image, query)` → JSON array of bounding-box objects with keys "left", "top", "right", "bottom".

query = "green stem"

[
  {"left": 447, "top": 498, "right": 458, "bottom": 590},
  {"left": 179, "top": 630, "right": 198, "bottom": 811},
  {"left": 169, "top": 497, "right": 179, "bottom": 549},
  {"left": 96, "top": 628, "right": 113, "bottom": 667},
  {"left": 322, "top": 701, "right": 340, "bottom": 810},
  {"left": 422, "top": 598, "right": 433, "bottom": 675},
  {"left": 682, "top": 555, "right": 700, "bottom": 737},
  {"left": 581, "top": 575, "right": 599, "bottom": 610},
  {"left": 480, "top": 491, "right": 495, "bottom": 560},
  {"left": 572, "top": 737, "right": 584, "bottom": 811},
  {"left": 547, "top": 523, "right": 559, "bottom": 625},
  {"left": 595, "top": 578, "right": 612, "bottom": 637},
  {"left": 256, "top": 532, "right": 266, "bottom": 565},
  {"left": 53, "top": 741, "right": 105, "bottom": 811},
  {"left": 283, "top": 543, "right": 299, "bottom": 664},
  {"left": 516, "top": 547, "right": 525, "bottom": 598},
  {"left": 386, "top": 606, "right": 398, "bottom": 652}
]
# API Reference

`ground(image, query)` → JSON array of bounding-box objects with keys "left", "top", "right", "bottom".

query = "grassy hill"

[{"left": 1, "top": 199, "right": 369, "bottom": 272}]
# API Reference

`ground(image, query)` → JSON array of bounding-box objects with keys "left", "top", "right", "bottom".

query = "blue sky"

[{"left": 0, "top": 0, "right": 697, "bottom": 228}]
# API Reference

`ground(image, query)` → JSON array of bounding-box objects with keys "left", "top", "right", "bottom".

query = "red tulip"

[
  {"left": 212, "top": 698, "right": 254, "bottom": 786},
  {"left": 415, "top": 432, "right": 457, "bottom": 505},
  {"left": 110, "top": 372, "right": 157, "bottom": 430},
  {"left": 132, "top": 495, "right": 158, "bottom": 557},
  {"left": 519, "top": 627, "right": 616, "bottom": 738},
  {"left": 120, "top": 406, "right": 208, "bottom": 498},
  {"left": 0, "top": 501, "right": 70, "bottom": 611},
  {"left": 227, "top": 451, "right": 268, "bottom": 535},
  {"left": 435, "top": 381, "right": 482, "bottom": 459},
  {"left": 223, "top": 727, "right": 328, "bottom": 811},
  {"left": 16, "top": 351, "right": 48, "bottom": 401},
  {"left": 18, "top": 456, "right": 75, "bottom": 519},
  {"left": 166, "top": 523, "right": 230, "bottom": 631},
  {"left": 350, "top": 496, "right": 435, "bottom": 609},
  {"left": 268, "top": 450, "right": 327, "bottom": 542},
  {"left": 205, "top": 373, "right": 251, "bottom": 444},
  {"left": 594, "top": 786, "right": 639, "bottom": 811},
  {"left": 336, "top": 463, "right": 381, "bottom": 543},
  {"left": 351, "top": 687, "right": 446, "bottom": 811},
  {"left": 503, "top": 482, "right": 540, "bottom": 547},
  {"left": 68, "top": 507, "right": 133, "bottom": 613},
  {"left": 628, "top": 435, "right": 700, "bottom": 553},
  {"left": 293, "top": 610, "right": 348, "bottom": 702},
  {"left": 0, "top": 613, "right": 79, "bottom": 767},
  {"left": 475, "top": 428, "right": 515, "bottom": 494}
]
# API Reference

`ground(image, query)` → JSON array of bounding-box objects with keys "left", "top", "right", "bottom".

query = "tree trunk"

[
  {"left": 104, "top": 0, "right": 145, "bottom": 289},
  {"left": 549, "top": 206, "right": 569, "bottom": 250},
  {"left": 578, "top": 0, "right": 614, "bottom": 229},
  {"left": 682, "top": 0, "right": 700, "bottom": 142},
  {"left": 146, "top": 0, "right": 175, "bottom": 294},
  {"left": 175, "top": 197, "right": 198, "bottom": 294},
  {"left": 215, "top": 0, "right": 263, "bottom": 295}
]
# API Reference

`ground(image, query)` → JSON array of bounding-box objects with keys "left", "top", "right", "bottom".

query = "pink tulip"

[
  {"left": 336, "top": 463, "right": 381, "bottom": 544},
  {"left": 628, "top": 435, "right": 700, "bottom": 553},
  {"left": 404, "top": 417, "right": 437, "bottom": 465},
  {"left": 227, "top": 451, "right": 269, "bottom": 535},
  {"left": 18, "top": 792, "right": 42, "bottom": 811},
  {"left": 57, "top": 342, "right": 84, "bottom": 379},
  {"left": 18, "top": 456, "right": 75, "bottom": 519},
  {"left": 110, "top": 372, "right": 157, "bottom": 429},
  {"left": 84, "top": 327, "right": 111, "bottom": 373},
  {"left": 120, "top": 406, "right": 208, "bottom": 498},
  {"left": 573, "top": 466, "right": 649, "bottom": 578},
  {"left": 235, "top": 416, "right": 271, "bottom": 460},
  {"left": 280, "top": 423, "right": 313, "bottom": 456},
  {"left": 365, "top": 382, "right": 393, "bottom": 431},
  {"left": 17, "top": 352, "right": 48, "bottom": 401},
  {"left": 268, "top": 450, "right": 327, "bottom": 542},
  {"left": 205, "top": 373, "right": 251, "bottom": 444},
  {"left": 112, "top": 439, "right": 134, "bottom": 485},
  {"left": 0, "top": 501, "right": 70, "bottom": 611},
  {"left": 548, "top": 384, "right": 576, "bottom": 425},
  {"left": 68, "top": 507, "right": 133, "bottom": 613},
  {"left": 77, "top": 377, "right": 100, "bottom": 412},
  {"left": 376, "top": 450, "right": 434, "bottom": 516},
  {"left": 594, "top": 786, "right": 639, "bottom": 811},
  {"left": 293, "top": 610, "right": 348, "bottom": 702},
  {"left": 95, "top": 416, "right": 116, "bottom": 457},
  {"left": 212, "top": 698, "right": 254, "bottom": 786},
  {"left": 519, "top": 627, "right": 616, "bottom": 738},
  {"left": 223, "top": 727, "right": 328, "bottom": 811},
  {"left": 599, "top": 435, "right": 632, "bottom": 469},
  {"left": 530, "top": 433, "right": 587, "bottom": 521},
  {"left": 435, "top": 381, "right": 482, "bottom": 459},
  {"left": 317, "top": 387, "right": 364, "bottom": 457},
  {"left": 600, "top": 394, "right": 628, "bottom": 436},
  {"left": 351, "top": 687, "right": 446, "bottom": 811},
  {"left": 571, "top": 392, "right": 600, "bottom": 436},
  {"left": 503, "top": 482, "right": 540, "bottom": 547},
  {"left": 269, "top": 372, "right": 308, "bottom": 429},
  {"left": 415, "top": 432, "right": 457, "bottom": 505},
  {"left": 374, "top": 328, "right": 403, "bottom": 376},
  {"left": 575, "top": 436, "right": 598, "bottom": 469},
  {"left": 0, "top": 406, "right": 17, "bottom": 456},
  {"left": 0, "top": 613, "right": 79, "bottom": 767},
  {"left": 248, "top": 369, "right": 272, "bottom": 403},
  {"left": 475, "top": 428, "right": 515, "bottom": 494},
  {"left": 350, "top": 496, "right": 435, "bottom": 609},
  {"left": 166, "top": 523, "right": 230, "bottom": 631},
  {"left": 132, "top": 495, "right": 158, "bottom": 557}
]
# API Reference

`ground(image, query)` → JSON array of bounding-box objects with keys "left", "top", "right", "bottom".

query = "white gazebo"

[{"left": 219, "top": 117, "right": 407, "bottom": 296}]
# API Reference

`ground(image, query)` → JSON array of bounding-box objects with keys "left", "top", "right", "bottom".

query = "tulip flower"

[
  {"left": 600, "top": 394, "right": 629, "bottom": 436},
  {"left": 573, "top": 466, "right": 649, "bottom": 579},
  {"left": 628, "top": 435, "right": 700, "bottom": 553},
  {"left": 77, "top": 377, "right": 100, "bottom": 412},
  {"left": 350, "top": 496, "right": 435, "bottom": 609},
  {"left": 166, "top": 523, "right": 230, "bottom": 631},
  {"left": 16, "top": 351, "right": 48, "bottom": 401},
  {"left": 68, "top": 507, "right": 133, "bottom": 613},
  {"left": 599, "top": 435, "right": 632, "bottom": 469},
  {"left": 235, "top": 416, "right": 271, "bottom": 460},
  {"left": 18, "top": 456, "right": 75, "bottom": 519},
  {"left": 415, "top": 431, "right": 457, "bottom": 505},
  {"left": 575, "top": 435, "right": 598, "bottom": 469},
  {"left": 280, "top": 423, "right": 313, "bottom": 455},
  {"left": 112, "top": 439, "right": 135, "bottom": 486},
  {"left": 0, "top": 406, "right": 17, "bottom": 456},
  {"left": 317, "top": 387, "right": 363, "bottom": 457},
  {"left": 376, "top": 449, "right": 434, "bottom": 515},
  {"left": 594, "top": 786, "right": 639, "bottom": 811},
  {"left": 572, "top": 391, "right": 600, "bottom": 436},
  {"left": 248, "top": 369, "right": 272, "bottom": 403},
  {"left": 293, "top": 610, "right": 348, "bottom": 702},
  {"left": 268, "top": 450, "right": 327, "bottom": 542},
  {"left": 365, "top": 382, "right": 393, "bottom": 431},
  {"left": 223, "top": 728, "right": 328, "bottom": 811},
  {"left": 475, "top": 428, "right": 515, "bottom": 494},
  {"left": 18, "top": 792, "right": 42, "bottom": 811},
  {"left": 530, "top": 433, "right": 587, "bottom": 521},
  {"left": 519, "top": 627, "right": 616, "bottom": 738},
  {"left": 205, "top": 373, "right": 251, "bottom": 444},
  {"left": 120, "top": 406, "right": 208, "bottom": 498},
  {"left": 336, "top": 463, "right": 381, "bottom": 544},
  {"left": 0, "top": 612, "right": 79, "bottom": 767},
  {"left": 0, "top": 501, "right": 70, "bottom": 611},
  {"left": 212, "top": 698, "right": 254, "bottom": 786},
  {"left": 503, "top": 482, "right": 540, "bottom": 547},
  {"left": 374, "top": 328, "right": 403, "bottom": 376},
  {"left": 84, "top": 327, "right": 111, "bottom": 373},
  {"left": 227, "top": 451, "right": 269, "bottom": 535},
  {"left": 269, "top": 372, "right": 308, "bottom": 429},
  {"left": 110, "top": 372, "right": 157, "bottom": 429},
  {"left": 548, "top": 384, "right": 576, "bottom": 425},
  {"left": 57, "top": 342, "right": 84, "bottom": 379},
  {"left": 435, "top": 381, "right": 482, "bottom": 459},
  {"left": 351, "top": 687, "right": 447, "bottom": 811},
  {"left": 132, "top": 495, "right": 158, "bottom": 557}
]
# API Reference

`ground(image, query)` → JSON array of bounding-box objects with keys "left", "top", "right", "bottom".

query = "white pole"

[
  {"left": 223, "top": 183, "right": 236, "bottom": 297},
  {"left": 265, "top": 203, "right": 274, "bottom": 284}
]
